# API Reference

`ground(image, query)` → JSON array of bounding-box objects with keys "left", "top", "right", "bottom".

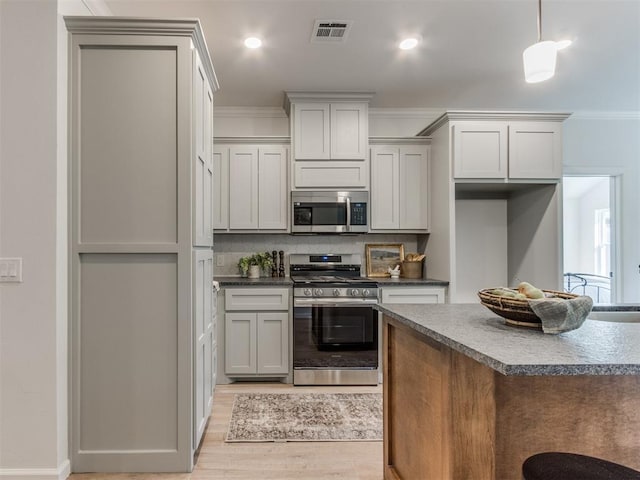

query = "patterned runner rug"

[{"left": 225, "top": 392, "right": 382, "bottom": 442}]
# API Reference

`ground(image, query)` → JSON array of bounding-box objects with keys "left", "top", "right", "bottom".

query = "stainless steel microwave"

[{"left": 291, "top": 191, "right": 369, "bottom": 234}]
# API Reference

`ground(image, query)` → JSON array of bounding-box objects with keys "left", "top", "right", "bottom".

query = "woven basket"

[{"left": 477, "top": 288, "right": 578, "bottom": 327}]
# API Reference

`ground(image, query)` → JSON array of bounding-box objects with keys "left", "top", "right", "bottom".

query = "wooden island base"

[{"left": 383, "top": 315, "right": 640, "bottom": 480}]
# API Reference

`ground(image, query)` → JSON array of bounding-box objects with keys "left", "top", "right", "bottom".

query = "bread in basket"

[{"left": 477, "top": 288, "right": 579, "bottom": 328}]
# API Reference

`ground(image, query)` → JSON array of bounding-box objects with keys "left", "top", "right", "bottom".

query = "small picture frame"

[{"left": 365, "top": 243, "right": 405, "bottom": 278}]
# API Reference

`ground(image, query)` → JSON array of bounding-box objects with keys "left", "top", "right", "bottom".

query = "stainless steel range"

[{"left": 290, "top": 253, "right": 379, "bottom": 386}]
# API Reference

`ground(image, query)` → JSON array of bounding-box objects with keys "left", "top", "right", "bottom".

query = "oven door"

[{"left": 293, "top": 300, "right": 378, "bottom": 370}]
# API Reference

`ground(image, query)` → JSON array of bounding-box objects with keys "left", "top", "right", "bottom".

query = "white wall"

[
  {"left": 563, "top": 115, "right": 640, "bottom": 302},
  {"left": 0, "top": 1, "right": 64, "bottom": 477},
  {"left": 578, "top": 180, "right": 608, "bottom": 273},
  {"left": 0, "top": 1, "right": 99, "bottom": 478},
  {"left": 563, "top": 196, "right": 581, "bottom": 271},
  {"left": 368, "top": 108, "right": 442, "bottom": 137}
]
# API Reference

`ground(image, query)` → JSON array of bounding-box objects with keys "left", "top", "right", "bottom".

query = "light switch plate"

[
  {"left": 216, "top": 254, "right": 224, "bottom": 267},
  {"left": 0, "top": 258, "right": 22, "bottom": 283}
]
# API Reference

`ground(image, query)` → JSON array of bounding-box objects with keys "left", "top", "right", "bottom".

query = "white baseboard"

[{"left": 0, "top": 459, "right": 70, "bottom": 480}]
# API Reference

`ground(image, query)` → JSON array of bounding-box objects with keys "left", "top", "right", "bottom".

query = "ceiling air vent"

[{"left": 310, "top": 20, "right": 353, "bottom": 43}]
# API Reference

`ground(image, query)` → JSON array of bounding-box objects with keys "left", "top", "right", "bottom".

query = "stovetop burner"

[
  {"left": 289, "top": 253, "right": 378, "bottom": 297},
  {"left": 291, "top": 275, "right": 377, "bottom": 287}
]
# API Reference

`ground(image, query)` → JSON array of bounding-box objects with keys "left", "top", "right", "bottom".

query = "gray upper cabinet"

[
  {"left": 370, "top": 138, "right": 430, "bottom": 232},
  {"left": 193, "top": 53, "right": 214, "bottom": 247},
  {"left": 66, "top": 17, "right": 218, "bottom": 473},
  {"left": 214, "top": 138, "right": 289, "bottom": 232},
  {"left": 284, "top": 92, "right": 374, "bottom": 190},
  {"left": 421, "top": 112, "right": 569, "bottom": 181}
]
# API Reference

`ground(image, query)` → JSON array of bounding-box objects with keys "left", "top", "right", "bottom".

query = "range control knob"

[
  {"left": 333, "top": 289, "right": 341, "bottom": 296},
  {"left": 304, "top": 288, "right": 312, "bottom": 296},
  {"left": 350, "top": 289, "right": 361, "bottom": 297},
  {"left": 314, "top": 288, "right": 324, "bottom": 296},
  {"left": 363, "top": 289, "right": 371, "bottom": 297}
]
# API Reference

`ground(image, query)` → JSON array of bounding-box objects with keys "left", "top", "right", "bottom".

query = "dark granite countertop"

[
  {"left": 377, "top": 303, "right": 640, "bottom": 376},
  {"left": 215, "top": 276, "right": 293, "bottom": 287},
  {"left": 592, "top": 303, "right": 640, "bottom": 311},
  {"left": 215, "top": 276, "right": 448, "bottom": 287},
  {"left": 374, "top": 277, "right": 449, "bottom": 287}
]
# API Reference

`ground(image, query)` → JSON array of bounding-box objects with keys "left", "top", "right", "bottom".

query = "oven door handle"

[
  {"left": 294, "top": 298, "right": 378, "bottom": 307},
  {"left": 345, "top": 196, "right": 351, "bottom": 232}
]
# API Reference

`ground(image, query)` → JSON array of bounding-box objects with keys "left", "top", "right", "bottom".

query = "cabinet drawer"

[
  {"left": 225, "top": 288, "right": 290, "bottom": 311},
  {"left": 381, "top": 287, "right": 445, "bottom": 304},
  {"left": 294, "top": 161, "right": 368, "bottom": 189}
]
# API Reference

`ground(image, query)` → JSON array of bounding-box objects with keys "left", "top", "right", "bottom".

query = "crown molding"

[
  {"left": 214, "top": 136, "right": 290, "bottom": 145},
  {"left": 369, "top": 136, "right": 431, "bottom": 145},
  {"left": 214, "top": 106, "right": 287, "bottom": 118},
  {"left": 568, "top": 111, "right": 640, "bottom": 121},
  {"left": 369, "top": 108, "right": 444, "bottom": 119},
  {"left": 64, "top": 16, "right": 219, "bottom": 92},
  {"left": 418, "top": 110, "right": 573, "bottom": 136}
]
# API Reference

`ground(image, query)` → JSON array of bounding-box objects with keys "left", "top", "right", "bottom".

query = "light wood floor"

[{"left": 69, "top": 383, "right": 383, "bottom": 480}]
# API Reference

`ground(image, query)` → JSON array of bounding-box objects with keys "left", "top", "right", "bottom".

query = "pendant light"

[{"left": 523, "top": 0, "right": 557, "bottom": 83}]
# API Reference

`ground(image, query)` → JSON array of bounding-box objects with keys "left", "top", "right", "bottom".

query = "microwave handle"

[{"left": 345, "top": 196, "right": 351, "bottom": 232}]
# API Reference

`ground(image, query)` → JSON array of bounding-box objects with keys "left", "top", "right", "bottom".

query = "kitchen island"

[{"left": 378, "top": 303, "right": 640, "bottom": 480}]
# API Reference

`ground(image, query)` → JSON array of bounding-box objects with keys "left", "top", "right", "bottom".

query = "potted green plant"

[
  {"left": 238, "top": 256, "right": 251, "bottom": 277},
  {"left": 238, "top": 252, "right": 273, "bottom": 278}
]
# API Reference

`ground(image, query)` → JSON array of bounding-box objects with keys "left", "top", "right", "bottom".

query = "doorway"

[{"left": 562, "top": 175, "right": 617, "bottom": 303}]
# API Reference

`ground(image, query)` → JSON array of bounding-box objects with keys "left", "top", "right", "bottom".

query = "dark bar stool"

[{"left": 523, "top": 452, "right": 640, "bottom": 480}]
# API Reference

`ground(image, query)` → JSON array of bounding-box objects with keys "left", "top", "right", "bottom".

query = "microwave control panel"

[{"left": 350, "top": 203, "right": 367, "bottom": 225}]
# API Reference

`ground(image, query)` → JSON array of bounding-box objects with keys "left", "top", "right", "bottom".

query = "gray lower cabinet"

[
  {"left": 224, "top": 288, "right": 289, "bottom": 377},
  {"left": 66, "top": 17, "right": 218, "bottom": 473}
]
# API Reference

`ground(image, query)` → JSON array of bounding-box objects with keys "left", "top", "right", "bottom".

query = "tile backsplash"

[{"left": 214, "top": 233, "right": 421, "bottom": 276}]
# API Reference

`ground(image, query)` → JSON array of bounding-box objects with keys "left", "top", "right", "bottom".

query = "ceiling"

[{"left": 103, "top": 0, "right": 640, "bottom": 112}]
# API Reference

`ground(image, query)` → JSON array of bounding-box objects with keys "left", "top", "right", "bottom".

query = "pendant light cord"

[{"left": 537, "top": 0, "right": 542, "bottom": 42}]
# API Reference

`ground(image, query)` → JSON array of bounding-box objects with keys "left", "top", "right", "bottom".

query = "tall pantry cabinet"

[{"left": 65, "top": 17, "right": 218, "bottom": 472}]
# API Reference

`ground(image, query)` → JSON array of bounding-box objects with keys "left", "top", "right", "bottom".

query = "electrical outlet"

[
  {"left": 0, "top": 258, "right": 22, "bottom": 283},
  {"left": 216, "top": 254, "right": 224, "bottom": 267}
]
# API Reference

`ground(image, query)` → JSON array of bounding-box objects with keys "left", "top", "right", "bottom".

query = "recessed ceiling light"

[
  {"left": 555, "top": 39, "right": 572, "bottom": 50},
  {"left": 244, "top": 37, "right": 262, "bottom": 49},
  {"left": 399, "top": 38, "right": 419, "bottom": 50}
]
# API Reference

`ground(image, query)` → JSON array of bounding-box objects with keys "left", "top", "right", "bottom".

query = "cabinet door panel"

[
  {"left": 294, "top": 103, "right": 330, "bottom": 160},
  {"left": 453, "top": 122, "right": 507, "bottom": 179},
  {"left": 400, "top": 146, "right": 429, "bottom": 230},
  {"left": 330, "top": 103, "right": 367, "bottom": 160},
  {"left": 294, "top": 161, "right": 368, "bottom": 188},
  {"left": 213, "top": 146, "right": 229, "bottom": 230},
  {"left": 258, "top": 147, "right": 288, "bottom": 230},
  {"left": 194, "top": 250, "right": 213, "bottom": 446},
  {"left": 257, "top": 312, "right": 289, "bottom": 375},
  {"left": 225, "top": 288, "right": 289, "bottom": 311},
  {"left": 370, "top": 147, "right": 400, "bottom": 229},
  {"left": 229, "top": 147, "right": 259, "bottom": 229},
  {"left": 381, "top": 287, "right": 445, "bottom": 304},
  {"left": 225, "top": 312, "right": 257, "bottom": 374},
  {"left": 508, "top": 122, "right": 562, "bottom": 179},
  {"left": 204, "top": 85, "right": 214, "bottom": 244}
]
